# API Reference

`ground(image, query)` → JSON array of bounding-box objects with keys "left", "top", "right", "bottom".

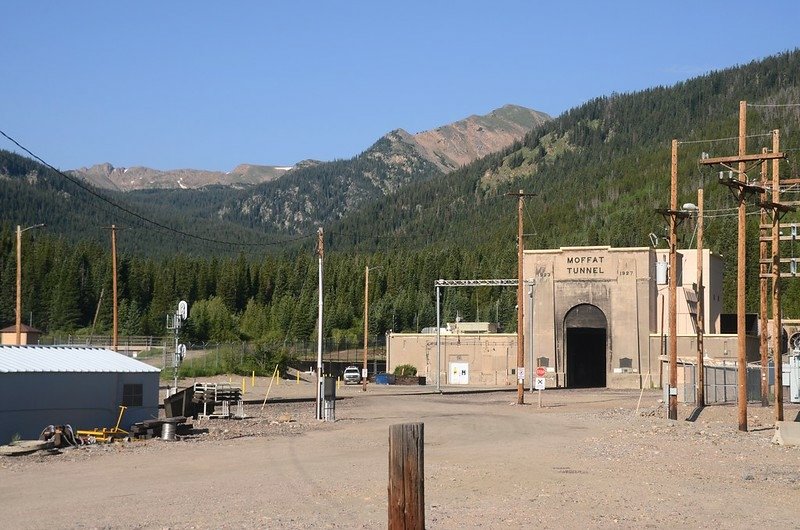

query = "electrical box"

[
  {"left": 656, "top": 260, "right": 668, "bottom": 285},
  {"left": 323, "top": 376, "right": 336, "bottom": 400}
]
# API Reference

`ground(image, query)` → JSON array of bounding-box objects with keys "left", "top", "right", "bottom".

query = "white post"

[
  {"left": 436, "top": 283, "right": 441, "bottom": 391},
  {"left": 529, "top": 283, "right": 535, "bottom": 393},
  {"left": 316, "top": 228, "right": 324, "bottom": 420}
]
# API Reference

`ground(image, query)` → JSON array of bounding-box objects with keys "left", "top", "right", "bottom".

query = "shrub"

[{"left": 393, "top": 364, "right": 417, "bottom": 377}]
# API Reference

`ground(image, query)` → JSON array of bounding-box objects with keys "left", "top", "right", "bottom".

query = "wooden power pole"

[
  {"left": 15, "top": 223, "right": 44, "bottom": 345},
  {"left": 506, "top": 189, "right": 534, "bottom": 405},
  {"left": 668, "top": 140, "right": 679, "bottom": 420},
  {"left": 517, "top": 190, "right": 525, "bottom": 405},
  {"left": 111, "top": 225, "right": 119, "bottom": 351},
  {"left": 759, "top": 153, "right": 770, "bottom": 407},
  {"left": 700, "top": 102, "right": 788, "bottom": 431},
  {"left": 655, "top": 141, "right": 691, "bottom": 419},
  {"left": 736, "top": 100, "right": 748, "bottom": 432},
  {"left": 770, "top": 129, "right": 786, "bottom": 421},
  {"left": 15, "top": 225, "right": 22, "bottom": 346},
  {"left": 696, "top": 188, "right": 705, "bottom": 408}
]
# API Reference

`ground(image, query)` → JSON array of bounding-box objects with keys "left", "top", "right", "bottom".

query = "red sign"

[{"left": 535, "top": 366, "right": 546, "bottom": 377}]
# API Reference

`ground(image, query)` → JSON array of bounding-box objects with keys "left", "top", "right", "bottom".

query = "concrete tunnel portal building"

[{"left": 388, "top": 245, "right": 738, "bottom": 390}]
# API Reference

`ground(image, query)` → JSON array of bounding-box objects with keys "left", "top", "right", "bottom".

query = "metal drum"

[{"left": 161, "top": 422, "right": 176, "bottom": 441}]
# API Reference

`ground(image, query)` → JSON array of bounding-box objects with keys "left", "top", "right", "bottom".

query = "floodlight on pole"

[{"left": 16, "top": 223, "right": 45, "bottom": 345}]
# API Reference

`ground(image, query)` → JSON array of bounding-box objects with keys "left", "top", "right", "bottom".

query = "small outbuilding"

[
  {"left": 0, "top": 345, "right": 161, "bottom": 444},
  {"left": 0, "top": 324, "right": 43, "bottom": 345}
]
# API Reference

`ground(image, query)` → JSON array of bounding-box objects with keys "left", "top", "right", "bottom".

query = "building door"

[
  {"left": 449, "top": 362, "right": 469, "bottom": 384},
  {"left": 564, "top": 304, "right": 608, "bottom": 388}
]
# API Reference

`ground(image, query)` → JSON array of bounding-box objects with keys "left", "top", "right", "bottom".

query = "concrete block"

[{"left": 771, "top": 421, "right": 800, "bottom": 446}]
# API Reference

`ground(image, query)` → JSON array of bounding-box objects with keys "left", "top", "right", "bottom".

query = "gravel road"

[{"left": 1, "top": 380, "right": 798, "bottom": 529}]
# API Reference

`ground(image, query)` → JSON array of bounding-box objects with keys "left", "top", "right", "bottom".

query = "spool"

[{"left": 161, "top": 422, "right": 176, "bottom": 441}]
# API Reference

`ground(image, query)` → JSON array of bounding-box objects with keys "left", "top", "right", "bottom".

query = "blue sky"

[{"left": 1, "top": 1, "right": 799, "bottom": 171}]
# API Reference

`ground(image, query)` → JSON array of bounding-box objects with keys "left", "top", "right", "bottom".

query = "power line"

[
  {"left": 747, "top": 103, "right": 800, "bottom": 108},
  {"left": 678, "top": 132, "right": 774, "bottom": 146},
  {"left": 0, "top": 129, "right": 314, "bottom": 248}
]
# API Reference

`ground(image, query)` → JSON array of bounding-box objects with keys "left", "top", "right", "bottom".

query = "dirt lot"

[{"left": 1, "top": 379, "right": 799, "bottom": 529}]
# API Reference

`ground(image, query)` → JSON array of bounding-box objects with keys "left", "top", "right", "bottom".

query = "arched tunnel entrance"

[{"left": 564, "top": 304, "right": 608, "bottom": 388}]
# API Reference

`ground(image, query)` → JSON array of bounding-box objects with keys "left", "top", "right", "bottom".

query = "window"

[{"left": 122, "top": 384, "right": 143, "bottom": 407}]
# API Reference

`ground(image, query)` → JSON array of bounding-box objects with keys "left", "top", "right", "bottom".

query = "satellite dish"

[{"left": 178, "top": 300, "right": 188, "bottom": 320}]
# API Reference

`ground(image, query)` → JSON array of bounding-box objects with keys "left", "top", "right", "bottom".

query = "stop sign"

[{"left": 536, "top": 366, "right": 546, "bottom": 377}]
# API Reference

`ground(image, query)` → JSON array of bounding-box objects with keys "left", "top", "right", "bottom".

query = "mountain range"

[
  {"left": 70, "top": 162, "right": 295, "bottom": 191},
  {"left": 70, "top": 104, "right": 549, "bottom": 192}
]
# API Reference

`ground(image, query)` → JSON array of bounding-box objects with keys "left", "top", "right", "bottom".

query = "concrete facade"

[{"left": 388, "top": 246, "right": 754, "bottom": 391}]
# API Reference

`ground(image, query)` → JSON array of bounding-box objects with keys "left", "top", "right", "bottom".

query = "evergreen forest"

[{"left": 3, "top": 50, "right": 800, "bottom": 344}]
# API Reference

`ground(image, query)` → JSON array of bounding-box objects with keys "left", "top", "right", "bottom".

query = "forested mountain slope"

[
  {"left": 327, "top": 50, "right": 800, "bottom": 317},
  {"left": 0, "top": 149, "right": 295, "bottom": 257},
  {"left": 3, "top": 51, "right": 800, "bottom": 341}
]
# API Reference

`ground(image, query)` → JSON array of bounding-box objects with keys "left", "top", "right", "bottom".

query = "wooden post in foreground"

[{"left": 388, "top": 423, "right": 424, "bottom": 530}]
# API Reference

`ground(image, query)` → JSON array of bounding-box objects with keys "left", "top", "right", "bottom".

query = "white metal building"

[{"left": 0, "top": 345, "right": 161, "bottom": 444}]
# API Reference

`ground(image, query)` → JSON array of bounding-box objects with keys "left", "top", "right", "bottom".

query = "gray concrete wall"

[{"left": 0, "top": 372, "right": 159, "bottom": 444}]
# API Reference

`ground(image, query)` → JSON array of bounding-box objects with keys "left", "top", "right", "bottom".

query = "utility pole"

[
  {"left": 111, "top": 225, "right": 119, "bottom": 351},
  {"left": 363, "top": 266, "right": 370, "bottom": 392},
  {"left": 506, "top": 190, "right": 535, "bottom": 405},
  {"left": 769, "top": 129, "right": 787, "bottom": 421},
  {"left": 736, "top": 100, "right": 747, "bottom": 432},
  {"left": 759, "top": 153, "right": 770, "bottom": 407},
  {"left": 316, "top": 227, "right": 324, "bottom": 420},
  {"left": 15, "top": 223, "right": 44, "bottom": 345},
  {"left": 15, "top": 226, "right": 21, "bottom": 346},
  {"left": 754, "top": 127, "right": 795, "bottom": 423},
  {"left": 699, "top": 102, "right": 787, "bottom": 431},
  {"left": 668, "top": 140, "right": 680, "bottom": 421},
  {"left": 696, "top": 188, "right": 705, "bottom": 408},
  {"left": 517, "top": 189, "right": 524, "bottom": 405},
  {"left": 656, "top": 140, "right": 692, "bottom": 421}
]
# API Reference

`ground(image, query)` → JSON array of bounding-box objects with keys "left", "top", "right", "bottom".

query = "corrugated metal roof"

[{"left": 0, "top": 346, "right": 161, "bottom": 373}]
